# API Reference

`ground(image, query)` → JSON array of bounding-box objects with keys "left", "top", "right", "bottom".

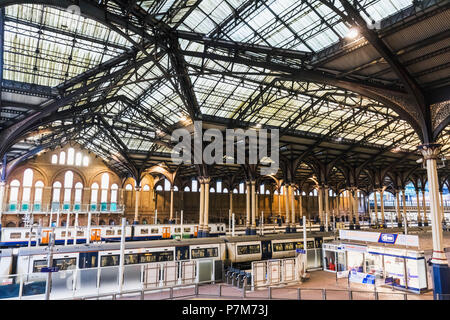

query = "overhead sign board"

[
  {"left": 41, "top": 267, "right": 59, "bottom": 273},
  {"left": 339, "top": 230, "right": 419, "bottom": 247}
]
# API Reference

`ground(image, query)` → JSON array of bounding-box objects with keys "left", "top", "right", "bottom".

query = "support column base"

[
  {"left": 203, "top": 231, "right": 209, "bottom": 238},
  {"left": 197, "top": 230, "right": 203, "bottom": 238},
  {"left": 432, "top": 264, "right": 450, "bottom": 300},
  {"left": 133, "top": 220, "right": 138, "bottom": 225},
  {"left": 418, "top": 222, "right": 423, "bottom": 227},
  {"left": 424, "top": 222, "right": 429, "bottom": 226}
]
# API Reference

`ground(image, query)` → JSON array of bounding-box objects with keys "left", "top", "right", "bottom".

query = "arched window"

[
  {"left": 239, "top": 183, "right": 244, "bottom": 194},
  {"left": 216, "top": 181, "right": 222, "bottom": 193},
  {"left": 192, "top": 180, "right": 198, "bottom": 192},
  {"left": 265, "top": 190, "right": 270, "bottom": 195},
  {"left": 83, "top": 156, "right": 89, "bottom": 167},
  {"left": 125, "top": 184, "right": 133, "bottom": 191},
  {"left": 223, "top": 188, "right": 228, "bottom": 193},
  {"left": 184, "top": 186, "right": 190, "bottom": 192},
  {"left": 74, "top": 182, "right": 83, "bottom": 204},
  {"left": 110, "top": 184, "right": 118, "bottom": 211},
  {"left": 67, "top": 148, "right": 75, "bottom": 165},
  {"left": 51, "top": 154, "right": 58, "bottom": 164},
  {"left": 313, "top": 189, "right": 318, "bottom": 196},
  {"left": 156, "top": 185, "right": 163, "bottom": 191},
  {"left": 174, "top": 186, "right": 179, "bottom": 192},
  {"left": 210, "top": 187, "right": 215, "bottom": 193},
  {"left": 143, "top": 184, "right": 150, "bottom": 191},
  {"left": 22, "top": 169, "right": 33, "bottom": 207},
  {"left": 100, "top": 173, "right": 110, "bottom": 207},
  {"left": 233, "top": 188, "right": 238, "bottom": 194},
  {"left": 63, "top": 171, "right": 74, "bottom": 205},
  {"left": 9, "top": 180, "right": 20, "bottom": 210},
  {"left": 260, "top": 184, "right": 265, "bottom": 194},
  {"left": 52, "top": 182, "right": 62, "bottom": 210},
  {"left": 34, "top": 181, "right": 44, "bottom": 206},
  {"left": 75, "top": 152, "right": 82, "bottom": 166},
  {"left": 59, "top": 151, "right": 66, "bottom": 165},
  {"left": 164, "top": 179, "right": 171, "bottom": 191},
  {"left": 274, "top": 190, "right": 279, "bottom": 195},
  {"left": 91, "top": 183, "right": 99, "bottom": 205}
]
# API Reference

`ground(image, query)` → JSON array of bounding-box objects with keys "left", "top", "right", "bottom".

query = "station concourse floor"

[{"left": 116, "top": 270, "right": 434, "bottom": 301}]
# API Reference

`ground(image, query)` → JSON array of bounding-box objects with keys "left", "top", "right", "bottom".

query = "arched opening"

[
  {"left": 91, "top": 182, "right": 99, "bottom": 211},
  {"left": 52, "top": 181, "right": 62, "bottom": 210},
  {"left": 63, "top": 171, "right": 73, "bottom": 210},
  {"left": 110, "top": 184, "right": 118, "bottom": 211},
  {"left": 100, "top": 173, "right": 110, "bottom": 211},
  {"left": 22, "top": 168, "right": 33, "bottom": 210},
  {"left": 59, "top": 151, "right": 66, "bottom": 165},
  {"left": 34, "top": 181, "right": 44, "bottom": 211},
  {"left": 74, "top": 182, "right": 83, "bottom": 211}
]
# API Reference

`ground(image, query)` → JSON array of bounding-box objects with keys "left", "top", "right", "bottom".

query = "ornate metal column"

[
  {"left": 134, "top": 186, "right": 141, "bottom": 224},
  {"left": 318, "top": 185, "right": 324, "bottom": 232},
  {"left": 418, "top": 144, "right": 449, "bottom": 299},
  {"left": 353, "top": 188, "right": 360, "bottom": 230},
  {"left": 198, "top": 178, "right": 204, "bottom": 237},
  {"left": 396, "top": 190, "right": 402, "bottom": 228},
  {"left": 324, "top": 186, "right": 330, "bottom": 232},
  {"left": 379, "top": 189, "right": 386, "bottom": 227},
  {"left": 169, "top": 186, "right": 174, "bottom": 223},
  {"left": 290, "top": 184, "right": 296, "bottom": 232},
  {"left": 251, "top": 180, "right": 256, "bottom": 235},
  {"left": 402, "top": 189, "right": 408, "bottom": 227},
  {"left": 246, "top": 181, "right": 251, "bottom": 235},
  {"left": 284, "top": 184, "right": 290, "bottom": 233},
  {"left": 373, "top": 189, "right": 379, "bottom": 225}
]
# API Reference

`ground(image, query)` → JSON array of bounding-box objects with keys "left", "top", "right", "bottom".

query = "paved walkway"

[{"left": 112, "top": 271, "right": 434, "bottom": 301}]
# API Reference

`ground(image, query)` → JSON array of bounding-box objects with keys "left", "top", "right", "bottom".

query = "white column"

[
  {"left": 204, "top": 178, "right": 210, "bottom": 236},
  {"left": 420, "top": 145, "right": 447, "bottom": 265},
  {"left": 86, "top": 211, "right": 92, "bottom": 244},
  {"left": 299, "top": 192, "right": 303, "bottom": 220}
]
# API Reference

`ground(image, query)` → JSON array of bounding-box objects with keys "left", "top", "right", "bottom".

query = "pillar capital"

[
  {"left": 203, "top": 177, "right": 211, "bottom": 184},
  {"left": 135, "top": 186, "right": 142, "bottom": 192},
  {"left": 418, "top": 144, "right": 441, "bottom": 160}
]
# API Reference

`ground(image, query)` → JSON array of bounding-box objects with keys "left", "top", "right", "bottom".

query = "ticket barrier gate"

[
  {"left": 225, "top": 267, "right": 251, "bottom": 289},
  {"left": 251, "top": 258, "right": 300, "bottom": 290}
]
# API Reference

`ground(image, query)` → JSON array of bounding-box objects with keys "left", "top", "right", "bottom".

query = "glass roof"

[{"left": 2, "top": 0, "right": 448, "bottom": 178}]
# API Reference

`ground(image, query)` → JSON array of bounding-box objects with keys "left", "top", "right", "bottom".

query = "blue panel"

[{"left": 432, "top": 264, "right": 450, "bottom": 300}]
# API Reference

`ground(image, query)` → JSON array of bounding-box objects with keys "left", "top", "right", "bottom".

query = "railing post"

[
  {"left": 374, "top": 291, "right": 379, "bottom": 300},
  {"left": 195, "top": 283, "right": 199, "bottom": 296},
  {"left": 348, "top": 290, "right": 353, "bottom": 300},
  {"left": 218, "top": 284, "right": 222, "bottom": 297},
  {"left": 322, "top": 289, "right": 327, "bottom": 300},
  {"left": 170, "top": 287, "right": 174, "bottom": 300},
  {"left": 140, "top": 289, "right": 144, "bottom": 300},
  {"left": 297, "top": 288, "right": 301, "bottom": 300},
  {"left": 268, "top": 286, "right": 272, "bottom": 299},
  {"left": 404, "top": 293, "right": 407, "bottom": 300},
  {"left": 242, "top": 278, "right": 247, "bottom": 298}
]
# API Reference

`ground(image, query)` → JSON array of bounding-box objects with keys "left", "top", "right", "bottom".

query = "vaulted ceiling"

[{"left": 0, "top": 0, "right": 449, "bottom": 189}]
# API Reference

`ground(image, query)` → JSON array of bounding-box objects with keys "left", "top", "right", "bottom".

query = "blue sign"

[
  {"left": 378, "top": 233, "right": 398, "bottom": 244},
  {"left": 296, "top": 249, "right": 306, "bottom": 254},
  {"left": 41, "top": 267, "right": 59, "bottom": 273}
]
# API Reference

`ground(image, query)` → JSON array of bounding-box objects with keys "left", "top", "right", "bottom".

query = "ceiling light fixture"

[{"left": 346, "top": 27, "right": 359, "bottom": 39}]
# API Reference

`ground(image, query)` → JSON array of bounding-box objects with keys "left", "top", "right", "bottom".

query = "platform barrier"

[
  {"left": 0, "top": 259, "right": 217, "bottom": 300},
  {"left": 251, "top": 258, "right": 299, "bottom": 290}
]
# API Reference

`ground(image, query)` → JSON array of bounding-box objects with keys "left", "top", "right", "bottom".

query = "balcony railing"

[{"left": 3, "top": 203, "right": 125, "bottom": 214}]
